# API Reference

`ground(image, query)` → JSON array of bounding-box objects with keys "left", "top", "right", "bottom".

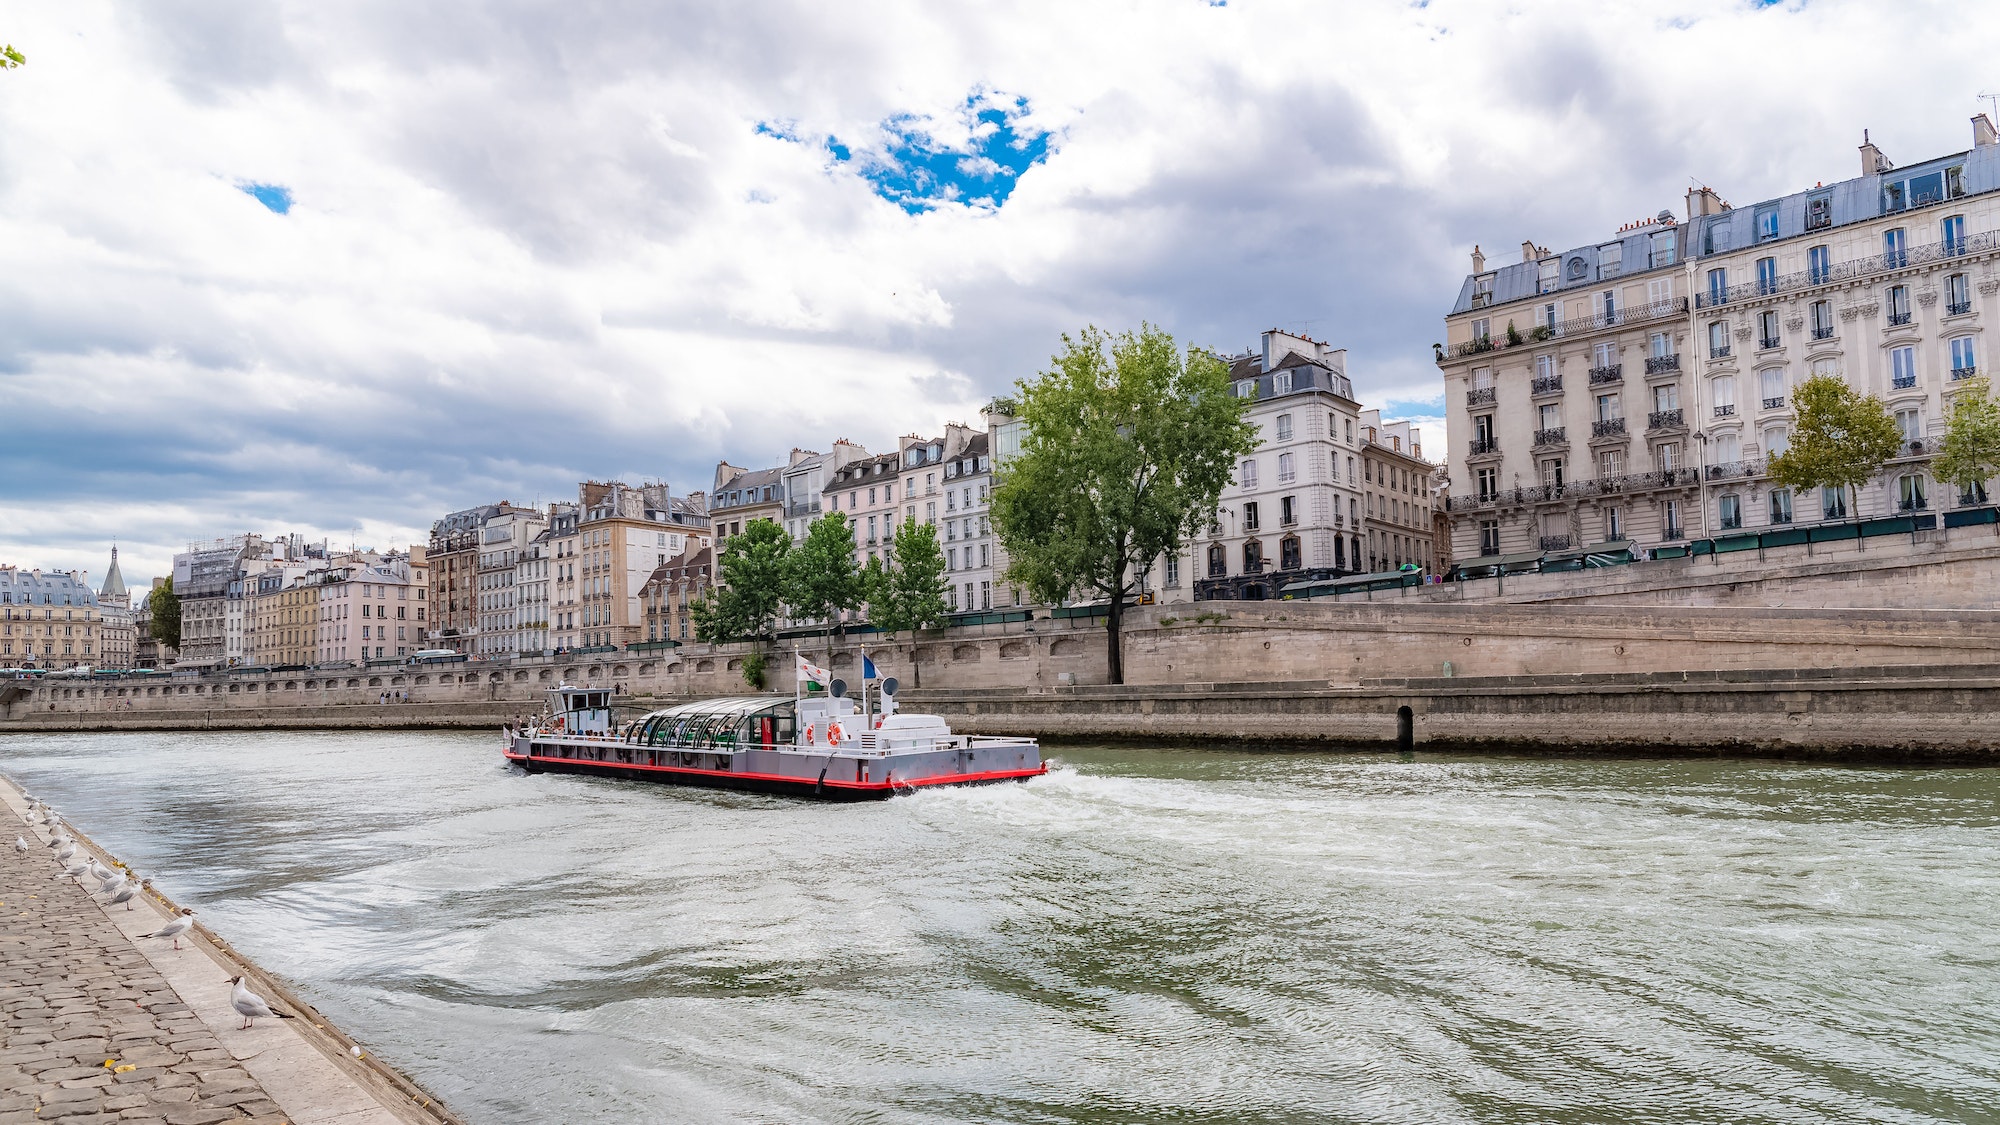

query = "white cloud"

[{"left": 3, "top": 0, "right": 1996, "bottom": 585}]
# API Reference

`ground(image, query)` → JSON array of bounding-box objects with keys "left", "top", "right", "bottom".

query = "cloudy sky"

[{"left": 3, "top": 0, "right": 1995, "bottom": 587}]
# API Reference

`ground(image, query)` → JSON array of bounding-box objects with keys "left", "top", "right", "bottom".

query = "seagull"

[
  {"left": 104, "top": 883, "right": 141, "bottom": 911},
  {"left": 12, "top": 836, "right": 26, "bottom": 854},
  {"left": 61, "top": 859, "right": 92, "bottom": 881},
  {"left": 47, "top": 830, "right": 70, "bottom": 849},
  {"left": 88, "top": 859, "right": 115, "bottom": 884},
  {"left": 95, "top": 871, "right": 127, "bottom": 896},
  {"left": 141, "top": 908, "right": 196, "bottom": 950},
  {"left": 54, "top": 842, "right": 77, "bottom": 865},
  {"left": 227, "top": 976, "right": 295, "bottom": 1029}
]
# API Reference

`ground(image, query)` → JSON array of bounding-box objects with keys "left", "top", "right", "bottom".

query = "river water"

[{"left": 2, "top": 732, "right": 1996, "bottom": 1124}]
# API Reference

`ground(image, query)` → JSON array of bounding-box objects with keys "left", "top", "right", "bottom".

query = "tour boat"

[{"left": 501, "top": 665, "right": 1045, "bottom": 800}]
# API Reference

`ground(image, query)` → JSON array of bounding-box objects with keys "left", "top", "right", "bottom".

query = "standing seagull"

[
  {"left": 104, "top": 882, "right": 141, "bottom": 911},
  {"left": 227, "top": 976, "right": 295, "bottom": 1029},
  {"left": 12, "top": 836, "right": 26, "bottom": 854},
  {"left": 54, "top": 841, "right": 76, "bottom": 865},
  {"left": 141, "top": 908, "right": 196, "bottom": 950}
]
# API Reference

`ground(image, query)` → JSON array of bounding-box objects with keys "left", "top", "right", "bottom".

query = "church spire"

[{"left": 99, "top": 544, "right": 127, "bottom": 601}]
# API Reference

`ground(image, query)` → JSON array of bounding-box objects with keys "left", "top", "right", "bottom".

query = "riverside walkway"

[{"left": 0, "top": 781, "right": 452, "bottom": 1125}]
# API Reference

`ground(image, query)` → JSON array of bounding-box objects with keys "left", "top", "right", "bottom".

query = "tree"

[
  {"left": 1, "top": 46, "right": 25, "bottom": 70},
  {"left": 992, "top": 324, "right": 1257, "bottom": 683},
  {"left": 149, "top": 576, "right": 182, "bottom": 651},
  {"left": 1932, "top": 375, "right": 2000, "bottom": 505},
  {"left": 700, "top": 520, "right": 792, "bottom": 642},
  {"left": 867, "top": 517, "right": 951, "bottom": 637},
  {"left": 1767, "top": 372, "right": 1903, "bottom": 521},
  {"left": 784, "top": 512, "right": 863, "bottom": 645}
]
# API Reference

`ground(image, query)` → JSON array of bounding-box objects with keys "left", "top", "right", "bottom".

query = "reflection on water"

[{"left": 4, "top": 732, "right": 1998, "bottom": 1124}]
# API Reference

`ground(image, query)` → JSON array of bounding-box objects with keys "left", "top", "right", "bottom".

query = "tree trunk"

[{"left": 1104, "top": 558, "right": 1127, "bottom": 685}]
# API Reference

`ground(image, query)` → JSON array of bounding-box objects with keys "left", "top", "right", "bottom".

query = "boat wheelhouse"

[{"left": 503, "top": 681, "right": 1043, "bottom": 800}]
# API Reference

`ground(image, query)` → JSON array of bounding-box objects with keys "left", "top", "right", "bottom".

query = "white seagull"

[
  {"left": 140, "top": 908, "right": 196, "bottom": 950},
  {"left": 88, "top": 859, "right": 115, "bottom": 883},
  {"left": 12, "top": 836, "right": 26, "bottom": 854},
  {"left": 227, "top": 976, "right": 295, "bottom": 1029},
  {"left": 103, "top": 882, "right": 141, "bottom": 910},
  {"left": 54, "top": 841, "right": 76, "bottom": 864},
  {"left": 95, "top": 871, "right": 127, "bottom": 896},
  {"left": 61, "top": 859, "right": 92, "bottom": 881}
]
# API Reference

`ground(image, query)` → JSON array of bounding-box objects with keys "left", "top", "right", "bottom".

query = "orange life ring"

[
  {"left": 805, "top": 723, "right": 816, "bottom": 745},
  {"left": 827, "top": 720, "right": 846, "bottom": 746}
]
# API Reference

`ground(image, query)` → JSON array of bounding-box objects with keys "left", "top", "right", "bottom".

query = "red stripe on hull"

[{"left": 502, "top": 748, "right": 1044, "bottom": 800}]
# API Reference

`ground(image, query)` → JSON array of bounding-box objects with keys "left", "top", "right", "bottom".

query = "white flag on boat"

[{"left": 797, "top": 652, "right": 831, "bottom": 688}]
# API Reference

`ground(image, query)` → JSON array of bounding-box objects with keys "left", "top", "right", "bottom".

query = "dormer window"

[
  {"left": 1235, "top": 379, "right": 1256, "bottom": 398},
  {"left": 1472, "top": 273, "right": 1495, "bottom": 308}
]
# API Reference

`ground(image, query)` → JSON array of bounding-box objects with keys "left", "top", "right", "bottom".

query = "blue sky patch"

[
  {"left": 238, "top": 183, "right": 293, "bottom": 214},
  {"left": 759, "top": 93, "right": 1053, "bottom": 215}
]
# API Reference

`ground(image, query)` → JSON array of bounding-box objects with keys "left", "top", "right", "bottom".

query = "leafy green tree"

[
  {"left": 867, "top": 517, "right": 950, "bottom": 637},
  {"left": 784, "top": 512, "right": 863, "bottom": 643},
  {"left": 703, "top": 520, "right": 792, "bottom": 642},
  {"left": 1932, "top": 375, "right": 2000, "bottom": 504},
  {"left": 1, "top": 46, "right": 25, "bottom": 70},
  {"left": 149, "top": 576, "right": 182, "bottom": 651},
  {"left": 1767, "top": 373, "right": 1903, "bottom": 521},
  {"left": 991, "top": 324, "right": 1257, "bottom": 683}
]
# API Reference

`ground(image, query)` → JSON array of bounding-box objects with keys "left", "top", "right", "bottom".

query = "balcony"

[
  {"left": 1711, "top": 345, "right": 1732, "bottom": 360},
  {"left": 1592, "top": 418, "right": 1627, "bottom": 438},
  {"left": 1644, "top": 354, "right": 1680, "bottom": 375},
  {"left": 1893, "top": 374, "right": 1917, "bottom": 390},
  {"left": 1468, "top": 438, "right": 1500, "bottom": 457},
  {"left": 1695, "top": 229, "right": 2000, "bottom": 310},
  {"left": 1898, "top": 500, "right": 1931, "bottom": 513},
  {"left": 1714, "top": 403, "right": 1736, "bottom": 418},
  {"left": 1532, "top": 427, "right": 1567, "bottom": 448},
  {"left": 1588, "top": 364, "right": 1622, "bottom": 385},
  {"left": 1949, "top": 300, "right": 1973, "bottom": 317},
  {"left": 1662, "top": 524, "right": 1686, "bottom": 541},
  {"left": 1648, "top": 409, "right": 1685, "bottom": 430},
  {"left": 1952, "top": 365, "right": 1979, "bottom": 381},
  {"left": 1706, "top": 460, "right": 1761, "bottom": 481},
  {"left": 1762, "top": 396, "right": 1786, "bottom": 410},
  {"left": 1443, "top": 298, "right": 1689, "bottom": 359},
  {"left": 1532, "top": 375, "right": 1563, "bottom": 395},
  {"left": 1888, "top": 311, "right": 1913, "bottom": 327},
  {"left": 1759, "top": 336, "right": 1781, "bottom": 350},
  {"left": 1443, "top": 467, "right": 1702, "bottom": 514},
  {"left": 1812, "top": 326, "right": 1834, "bottom": 341},
  {"left": 1466, "top": 386, "right": 1497, "bottom": 406},
  {"left": 1539, "top": 534, "right": 1573, "bottom": 551}
]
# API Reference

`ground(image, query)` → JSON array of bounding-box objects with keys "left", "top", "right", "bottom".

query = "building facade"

[
  {"left": 640, "top": 546, "right": 713, "bottom": 645},
  {"left": 0, "top": 567, "right": 100, "bottom": 669},
  {"left": 710, "top": 462, "right": 785, "bottom": 541},
  {"left": 1191, "top": 330, "right": 1368, "bottom": 601},
  {"left": 781, "top": 442, "right": 869, "bottom": 543},
  {"left": 1442, "top": 118, "right": 2000, "bottom": 561},
  {"left": 475, "top": 507, "right": 549, "bottom": 658},
  {"left": 939, "top": 432, "right": 995, "bottom": 613},
  {"left": 825, "top": 450, "right": 903, "bottom": 570},
  {"left": 427, "top": 503, "right": 541, "bottom": 655},
  {"left": 1358, "top": 411, "right": 1439, "bottom": 573},
  {"left": 317, "top": 553, "right": 427, "bottom": 665},
  {"left": 548, "top": 481, "right": 709, "bottom": 652},
  {"left": 96, "top": 547, "right": 134, "bottom": 669}
]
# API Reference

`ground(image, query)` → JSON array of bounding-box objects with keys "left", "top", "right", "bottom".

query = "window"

[
  {"left": 1474, "top": 415, "right": 1495, "bottom": 444},
  {"left": 1280, "top": 536, "right": 1301, "bottom": 571},
  {"left": 1887, "top": 285, "right": 1911, "bottom": 326},
  {"left": 1715, "top": 431, "right": 1740, "bottom": 464},
  {"left": 1719, "top": 493, "right": 1742, "bottom": 530},
  {"left": 1951, "top": 337, "right": 1977, "bottom": 376},
  {"left": 1756, "top": 256, "right": 1777, "bottom": 295},
  {"left": 1758, "top": 309, "right": 1779, "bottom": 348},
  {"left": 1898, "top": 474, "right": 1929, "bottom": 512},
  {"left": 1243, "top": 541, "right": 1263, "bottom": 572},
  {"left": 1807, "top": 245, "right": 1830, "bottom": 285},
  {"left": 1278, "top": 453, "right": 1296, "bottom": 483},
  {"left": 1948, "top": 273, "right": 1971, "bottom": 313},
  {"left": 1538, "top": 257, "right": 1559, "bottom": 294},
  {"left": 1645, "top": 276, "right": 1674, "bottom": 307},
  {"left": 1599, "top": 243, "right": 1622, "bottom": 278},
  {"left": 1273, "top": 371, "right": 1293, "bottom": 394},
  {"left": 1711, "top": 376, "right": 1735, "bottom": 412},
  {"left": 1769, "top": 489, "right": 1794, "bottom": 524},
  {"left": 1243, "top": 502, "right": 1260, "bottom": 531},
  {"left": 1895, "top": 407, "right": 1922, "bottom": 443},
  {"left": 1345, "top": 419, "right": 1354, "bottom": 444},
  {"left": 1810, "top": 300, "right": 1834, "bottom": 340},
  {"left": 1472, "top": 366, "right": 1494, "bottom": 390},
  {"left": 1662, "top": 499, "right": 1684, "bottom": 539},
  {"left": 1805, "top": 193, "right": 1832, "bottom": 232},
  {"left": 1649, "top": 332, "right": 1672, "bottom": 359},
  {"left": 1756, "top": 208, "right": 1779, "bottom": 242},
  {"left": 1704, "top": 221, "right": 1731, "bottom": 255},
  {"left": 1596, "top": 392, "right": 1621, "bottom": 422},
  {"left": 1539, "top": 402, "right": 1561, "bottom": 429},
  {"left": 1239, "top": 460, "right": 1259, "bottom": 489},
  {"left": 1540, "top": 457, "right": 1565, "bottom": 488},
  {"left": 1537, "top": 354, "right": 1555, "bottom": 380},
  {"left": 1542, "top": 302, "right": 1558, "bottom": 329},
  {"left": 1707, "top": 267, "right": 1728, "bottom": 306},
  {"left": 1275, "top": 413, "right": 1293, "bottom": 441},
  {"left": 1473, "top": 274, "right": 1495, "bottom": 307},
  {"left": 1650, "top": 230, "right": 1676, "bottom": 268},
  {"left": 1653, "top": 383, "right": 1678, "bottom": 411},
  {"left": 1884, "top": 228, "right": 1907, "bottom": 268},
  {"left": 1479, "top": 520, "right": 1500, "bottom": 556},
  {"left": 1708, "top": 321, "right": 1729, "bottom": 357},
  {"left": 1235, "top": 379, "right": 1256, "bottom": 398},
  {"left": 1760, "top": 369, "right": 1786, "bottom": 408},
  {"left": 1606, "top": 506, "right": 1623, "bottom": 539},
  {"left": 1602, "top": 289, "right": 1618, "bottom": 322},
  {"left": 1476, "top": 467, "right": 1498, "bottom": 501},
  {"left": 1165, "top": 554, "right": 1180, "bottom": 587},
  {"left": 1281, "top": 495, "right": 1297, "bottom": 526},
  {"left": 1207, "top": 544, "right": 1226, "bottom": 577},
  {"left": 1763, "top": 425, "right": 1789, "bottom": 459},
  {"left": 1471, "top": 318, "right": 1491, "bottom": 343},
  {"left": 1658, "top": 442, "right": 1681, "bottom": 472},
  {"left": 1823, "top": 487, "right": 1847, "bottom": 520},
  {"left": 1943, "top": 214, "right": 1967, "bottom": 254},
  {"left": 1592, "top": 342, "right": 1615, "bottom": 369},
  {"left": 1891, "top": 348, "right": 1917, "bottom": 390}
]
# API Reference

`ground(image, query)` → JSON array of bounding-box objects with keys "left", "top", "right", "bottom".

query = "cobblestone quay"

[{"left": 1, "top": 781, "right": 446, "bottom": 1125}]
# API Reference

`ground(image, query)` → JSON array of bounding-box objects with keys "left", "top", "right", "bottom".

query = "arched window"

[
  {"left": 1279, "top": 536, "right": 1302, "bottom": 571},
  {"left": 1243, "top": 540, "right": 1263, "bottom": 573},
  {"left": 1207, "top": 544, "right": 1226, "bottom": 577}
]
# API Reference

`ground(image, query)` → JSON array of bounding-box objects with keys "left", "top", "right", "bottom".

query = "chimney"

[
  {"left": 1470, "top": 244, "right": 1486, "bottom": 273},
  {"left": 1976, "top": 114, "right": 1999, "bottom": 149},
  {"left": 1521, "top": 240, "right": 1539, "bottom": 264},
  {"left": 1859, "top": 129, "right": 1891, "bottom": 176},
  {"left": 1685, "top": 185, "right": 1724, "bottom": 219}
]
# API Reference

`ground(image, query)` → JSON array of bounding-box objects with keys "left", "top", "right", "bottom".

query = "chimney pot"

[
  {"left": 1975, "top": 114, "right": 1999, "bottom": 149},
  {"left": 1470, "top": 244, "right": 1486, "bottom": 273}
]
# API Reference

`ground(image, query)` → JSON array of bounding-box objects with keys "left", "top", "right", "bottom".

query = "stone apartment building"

[
  {"left": 825, "top": 450, "right": 903, "bottom": 569},
  {"left": 475, "top": 507, "right": 548, "bottom": 658},
  {"left": 781, "top": 442, "right": 870, "bottom": 544},
  {"left": 426, "top": 502, "right": 541, "bottom": 655},
  {"left": 317, "top": 551, "right": 427, "bottom": 665},
  {"left": 172, "top": 534, "right": 326, "bottom": 667},
  {"left": 938, "top": 431, "right": 995, "bottom": 613},
  {"left": 1358, "top": 411, "right": 1439, "bottom": 574},
  {"left": 710, "top": 462, "right": 785, "bottom": 541},
  {"left": 96, "top": 547, "right": 134, "bottom": 669},
  {"left": 547, "top": 481, "right": 710, "bottom": 652},
  {"left": 1190, "top": 330, "right": 1369, "bottom": 601},
  {"left": 1442, "top": 117, "right": 2000, "bottom": 561},
  {"left": 639, "top": 545, "right": 713, "bottom": 645},
  {"left": 516, "top": 511, "right": 564, "bottom": 658},
  {"left": 0, "top": 566, "right": 100, "bottom": 669}
]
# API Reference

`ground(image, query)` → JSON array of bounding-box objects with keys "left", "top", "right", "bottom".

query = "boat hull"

[{"left": 502, "top": 745, "right": 1045, "bottom": 801}]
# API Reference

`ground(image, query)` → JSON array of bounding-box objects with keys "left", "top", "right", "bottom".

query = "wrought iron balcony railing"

[
  {"left": 1763, "top": 396, "right": 1786, "bottom": 410},
  {"left": 1532, "top": 427, "right": 1567, "bottom": 448},
  {"left": 1644, "top": 354, "right": 1680, "bottom": 374},
  {"left": 1467, "top": 387, "right": 1497, "bottom": 406},
  {"left": 1443, "top": 467, "right": 1703, "bottom": 513},
  {"left": 1714, "top": 403, "right": 1736, "bottom": 417},
  {"left": 1898, "top": 499, "right": 1931, "bottom": 512},
  {"left": 1759, "top": 336, "right": 1781, "bottom": 350},
  {"left": 1588, "top": 364, "right": 1622, "bottom": 385},
  {"left": 1893, "top": 374, "right": 1917, "bottom": 389},
  {"left": 1532, "top": 375, "right": 1563, "bottom": 395},
  {"left": 1592, "top": 418, "right": 1627, "bottom": 438},
  {"left": 1948, "top": 300, "right": 1973, "bottom": 316},
  {"left": 1469, "top": 438, "right": 1500, "bottom": 456},
  {"left": 1812, "top": 326, "right": 1834, "bottom": 340},
  {"left": 1539, "top": 535, "right": 1572, "bottom": 551},
  {"left": 1695, "top": 229, "right": 2000, "bottom": 309},
  {"left": 1711, "top": 345, "right": 1732, "bottom": 360},
  {"left": 1888, "top": 311, "right": 1913, "bottom": 327},
  {"left": 1648, "top": 408, "right": 1685, "bottom": 430},
  {"left": 1706, "top": 460, "right": 1763, "bottom": 481},
  {"left": 1952, "top": 366, "right": 1979, "bottom": 381},
  {"left": 1444, "top": 298, "right": 1689, "bottom": 359}
]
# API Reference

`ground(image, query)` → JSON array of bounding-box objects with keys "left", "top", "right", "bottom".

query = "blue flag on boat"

[{"left": 862, "top": 653, "right": 879, "bottom": 681}]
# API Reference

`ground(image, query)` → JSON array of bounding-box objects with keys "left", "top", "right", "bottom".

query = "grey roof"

[
  {"left": 823, "top": 451, "right": 901, "bottom": 493},
  {"left": 713, "top": 466, "right": 786, "bottom": 512},
  {"left": 0, "top": 568, "right": 98, "bottom": 608},
  {"left": 1226, "top": 352, "right": 1357, "bottom": 403}
]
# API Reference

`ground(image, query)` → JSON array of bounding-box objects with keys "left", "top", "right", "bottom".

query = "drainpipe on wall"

[{"left": 1687, "top": 258, "right": 1712, "bottom": 545}]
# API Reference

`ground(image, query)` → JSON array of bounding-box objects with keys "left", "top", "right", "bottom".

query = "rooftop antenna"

[{"left": 1982, "top": 93, "right": 2000, "bottom": 121}]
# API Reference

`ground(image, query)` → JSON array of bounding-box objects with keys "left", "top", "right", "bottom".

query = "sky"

[{"left": 3, "top": 0, "right": 1998, "bottom": 588}]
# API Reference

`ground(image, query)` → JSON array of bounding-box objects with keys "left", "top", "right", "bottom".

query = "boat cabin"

[{"left": 550, "top": 686, "right": 614, "bottom": 735}]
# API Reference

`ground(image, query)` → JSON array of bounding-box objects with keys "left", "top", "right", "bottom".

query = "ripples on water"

[{"left": 4, "top": 732, "right": 1998, "bottom": 1124}]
